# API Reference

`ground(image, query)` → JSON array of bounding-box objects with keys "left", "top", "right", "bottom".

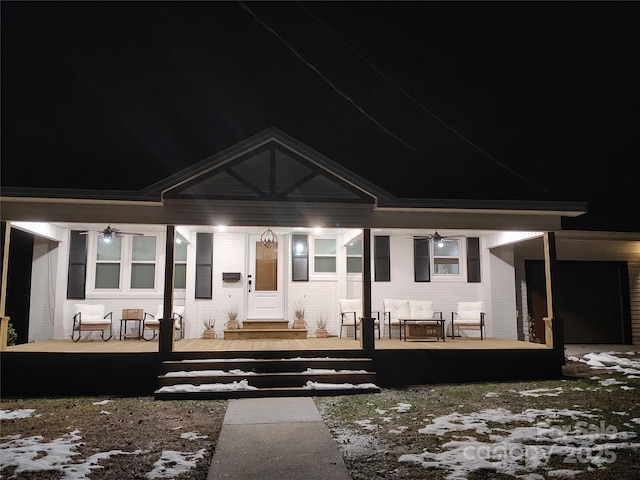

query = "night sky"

[{"left": 2, "top": 2, "right": 639, "bottom": 231}]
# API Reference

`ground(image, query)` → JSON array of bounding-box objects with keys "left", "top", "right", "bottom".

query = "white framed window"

[
  {"left": 88, "top": 232, "right": 163, "bottom": 294},
  {"left": 432, "top": 238, "right": 464, "bottom": 278},
  {"left": 95, "top": 236, "right": 122, "bottom": 289},
  {"left": 130, "top": 236, "right": 157, "bottom": 289},
  {"left": 174, "top": 240, "right": 187, "bottom": 289},
  {"left": 346, "top": 239, "right": 362, "bottom": 274},
  {"left": 313, "top": 238, "right": 337, "bottom": 274}
]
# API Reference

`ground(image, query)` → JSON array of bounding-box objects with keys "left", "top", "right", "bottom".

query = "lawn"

[
  {"left": 1, "top": 350, "right": 639, "bottom": 479},
  {"left": 317, "top": 350, "right": 640, "bottom": 480}
]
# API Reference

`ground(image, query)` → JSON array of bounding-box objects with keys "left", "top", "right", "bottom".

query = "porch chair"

[
  {"left": 339, "top": 299, "right": 380, "bottom": 340},
  {"left": 382, "top": 299, "right": 410, "bottom": 339},
  {"left": 451, "top": 302, "right": 486, "bottom": 340},
  {"left": 71, "top": 303, "right": 113, "bottom": 342},
  {"left": 142, "top": 305, "right": 185, "bottom": 341}
]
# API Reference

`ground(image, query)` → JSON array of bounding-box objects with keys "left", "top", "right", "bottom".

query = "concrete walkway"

[{"left": 207, "top": 397, "right": 352, "bottom": 480}]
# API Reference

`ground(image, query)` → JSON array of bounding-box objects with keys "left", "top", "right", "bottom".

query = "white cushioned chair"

[
  {"left": 142, "top": 305, "right": 185, "bottom": 341},
  {"left": 383, "top": 299, "right": 442, "bottom": 339},
  {"left": 339, "top": 299, "right": 380, "bottom": 340},
  {"left": 71, "top": 303, "right": 113, "bottom": 342},
  {"left": 451, "top": 302, "right": 486, "bottom": 340}
]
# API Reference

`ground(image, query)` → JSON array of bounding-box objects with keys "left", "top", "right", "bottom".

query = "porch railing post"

[
  {"left": 361, "top": 228, "right": 374, "bottom": 353},
  {"left": 0, "top": 316, "right": 10, "bottom": 351},
  {"left": 360, "top": 317, "right": 375, "bottom": 354},
  {"left": 160, "top": 225, "right": 176, "bottom": 355}
]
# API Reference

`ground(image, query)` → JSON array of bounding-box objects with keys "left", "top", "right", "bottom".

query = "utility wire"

[
  {"left": 237, "top": 1, "right": 418, "bottom": 153},
  {"left": 296, "top": 2, "right": 560, "bottom": 199}
]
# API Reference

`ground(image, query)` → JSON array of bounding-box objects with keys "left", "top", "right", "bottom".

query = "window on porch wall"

[
  {"left": 174, "top": 240, "right": 187, "bottom": 289},
  {"left": 346, "top": 239, "right": 362, "bottom": 273},
  {"left": 95, "top": 236, "right": 122, "bottom": 288},
  {"left": 314, "top": 238, "right": 336, "bottom": 273},
  {"left": 130, "top": 236, "right": 156, "bottom": 288},
  {"left": 433, "top": 239, "right": 460, "bottom": 275}
]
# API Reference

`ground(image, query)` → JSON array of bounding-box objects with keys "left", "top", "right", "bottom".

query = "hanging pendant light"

[{"left": 261, "top": 228, "right": 278, "bottom": 248}]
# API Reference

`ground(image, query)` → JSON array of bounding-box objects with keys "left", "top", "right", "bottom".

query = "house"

[{"left": 1, "top": 128, "right": 638, "bottom": 395}]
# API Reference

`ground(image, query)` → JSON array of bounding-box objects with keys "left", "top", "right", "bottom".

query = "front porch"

[
  {"left": 0, "top": 337, "right": 559, "bottom": 398},
  {"left": 3, "top": 336, "right": 547, "bottom": 353}
]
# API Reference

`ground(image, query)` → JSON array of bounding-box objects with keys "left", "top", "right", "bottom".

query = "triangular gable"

[{"left": 156, "top": 129, "right": 381, "bottom": 204}]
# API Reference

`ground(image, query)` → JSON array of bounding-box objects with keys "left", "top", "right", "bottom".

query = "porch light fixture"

[{"left": 261, "top": 227, "right": 278, "bottom": 248}]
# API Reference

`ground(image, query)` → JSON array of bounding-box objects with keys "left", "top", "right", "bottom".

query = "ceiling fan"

[
  {"left": 422, "top": 231, "right": 464, "bottom": 248},
  {"left": 79, "top": 225, "right": 143, "bottom": 243}
]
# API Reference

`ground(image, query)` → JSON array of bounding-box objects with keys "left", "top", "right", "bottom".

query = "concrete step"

[{"left": 223, "top": 328, "right": 307, "bottom": 340}]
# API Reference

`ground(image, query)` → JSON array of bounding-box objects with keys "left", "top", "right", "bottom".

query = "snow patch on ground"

[
  {"left": 400, "top": 407, "right": 640, "bottom": 480},
  {"left": 518, "top": 387, "right": 564, "bottom": 397},
  {"left": 145, "top": 448, "right": 207, "bottom": 479},
  {"left": 0, "top": 409, "right": 35, "bottom": 420},
  {"left": 0, "top": 429, "right": 142, "bottom": 479},
  {"left": 575, "top": 351, "right": 640, "bottom": 378}
]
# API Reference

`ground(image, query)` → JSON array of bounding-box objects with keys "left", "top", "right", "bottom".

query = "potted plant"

[
  {"left": 316, "top": 316, "right": 328, "bottom": 338},
  {"left": 225, "top": 308, "right": 240, "bottom": 330},
  {"left": 292, "top": 302, "right": 306, "bottom": 329},
  {"left": 202, "top": 316, "right": 217, "bottom": 339}
]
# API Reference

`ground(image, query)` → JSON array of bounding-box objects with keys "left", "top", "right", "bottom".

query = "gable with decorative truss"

[{"left": 162, "top": 138, "right": 376, "bottom": 205}]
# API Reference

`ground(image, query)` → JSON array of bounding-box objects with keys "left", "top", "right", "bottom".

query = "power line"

[
  {"left": 237, "top": 1, "right": 418, "bottom": 153},
  {"left": 296, "top": 2, "right": 560, "bottom": 199}
]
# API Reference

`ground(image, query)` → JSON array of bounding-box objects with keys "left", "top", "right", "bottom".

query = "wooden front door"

[{"left": 246, "top": 235, "right": 285, "bottom": 319}]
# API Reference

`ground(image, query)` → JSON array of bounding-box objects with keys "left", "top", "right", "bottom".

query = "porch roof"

[{"left": 0, "top": 128, "right": 586, "bottom": 231}]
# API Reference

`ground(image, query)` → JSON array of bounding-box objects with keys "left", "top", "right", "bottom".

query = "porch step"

[
  {"left": 223, "top": 328, "right": 307, "bottom": 340},
  {"left": 155, "top": 356, "right": 380, "bottom": 400},
  {"left": 242, "top": 320, "right": 289, "bottom": 329}
]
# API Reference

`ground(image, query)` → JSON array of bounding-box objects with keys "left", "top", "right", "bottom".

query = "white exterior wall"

[
  {"left": 40, "top": 226, "right": 529, "bottom": 341},
  {"left": 371, "top": 234, "right": 486, "bottom": 337},
  {"left": 487, "top": 245, "right": 518, "bottom": 339},
  {"left": 28, "top": 238, "right": 58, "bottom": 342}
]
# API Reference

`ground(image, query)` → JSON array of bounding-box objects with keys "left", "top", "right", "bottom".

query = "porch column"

[
  {"left": 159, "top": 225, "right": 176, "bottom": 355},
  {"left": 0, "top": 222, "right": 10, "bottom": 350},
  {"left": 360, "top": 228, "right": 375, "bottom": 353},
  {"left": 543, "top": 232, "right": 564, "bottom": 359}
]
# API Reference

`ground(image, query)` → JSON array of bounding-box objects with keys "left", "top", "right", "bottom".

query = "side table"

[{"left": 119, "top": 308, "right": 144, "bottom": 340}]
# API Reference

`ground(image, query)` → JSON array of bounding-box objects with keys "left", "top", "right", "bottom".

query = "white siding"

[
  {"left": 28, "top": 238, "right": 58, "bottom": 342},
  {"left": 371, "top": 234, "right": 485, "bottom": 337},
  {"left": 488, "top": 246, "right": 518, "bottom": 339}
]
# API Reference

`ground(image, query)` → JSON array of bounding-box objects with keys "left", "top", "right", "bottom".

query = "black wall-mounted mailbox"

[{"left": 222, "top": 272, "right": 242, "bottom": 282}]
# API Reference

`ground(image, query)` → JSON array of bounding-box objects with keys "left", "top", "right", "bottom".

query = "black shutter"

[
  {"left": 374, "top": 235, "right": 390, "bottom": 282},
  {"left": 292, "top": 234, "right": 309, "bottom": 281},
  {"left": 414, "top": 237, "right": 431, "bottom": 282},
  {"left": 67, "top": 231, "right": 87, "bottom": 299},
  {"left": 467, "top": 237, "right": 481, "bottom": 283},
  {"left": 195, "top": 233, "right": 213, "bottom": 299}
]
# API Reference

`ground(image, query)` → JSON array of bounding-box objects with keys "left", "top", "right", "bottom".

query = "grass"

[
  {"left": 1, "top": 356, "right": 639, "bottom": 479},
  {"left": 315, "top": 358, "right": 640, "bottom": 480}
]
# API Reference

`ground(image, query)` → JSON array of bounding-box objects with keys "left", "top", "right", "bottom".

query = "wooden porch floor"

[{"left": 3, "top": 337, "right": 548, "bottom": 353}]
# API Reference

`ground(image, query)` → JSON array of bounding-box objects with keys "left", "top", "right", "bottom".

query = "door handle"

[{"left": 248, "top": 275, "right": 252, "bottom": 293}]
